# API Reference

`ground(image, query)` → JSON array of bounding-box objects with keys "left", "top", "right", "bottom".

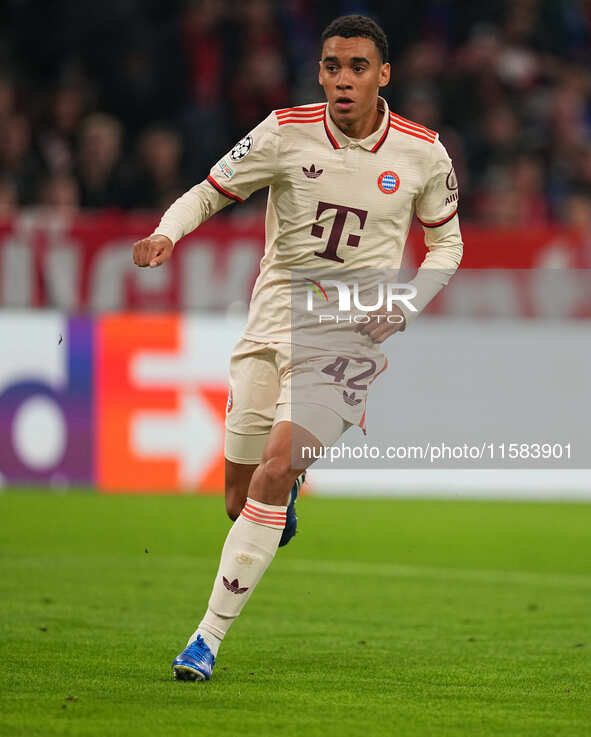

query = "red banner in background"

[
  {"left": 0, "top": 212, "right": 589, "bottom": 312},
  {"left": 0, "top": 212, "right": 264, "bottom": 312}
]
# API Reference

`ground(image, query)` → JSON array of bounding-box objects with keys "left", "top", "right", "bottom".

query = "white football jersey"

[{"left": 155, "top": 97, "right": 463, "bottom": 352}]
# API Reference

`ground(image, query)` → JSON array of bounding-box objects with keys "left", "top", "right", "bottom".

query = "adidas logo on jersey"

[{"left": 303, "top": 164, "right": 323, "bottom": 179}]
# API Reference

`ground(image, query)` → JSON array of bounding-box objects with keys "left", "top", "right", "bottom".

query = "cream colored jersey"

[{"left": 155, "top": 97, "right": 463, "bottom": 353}]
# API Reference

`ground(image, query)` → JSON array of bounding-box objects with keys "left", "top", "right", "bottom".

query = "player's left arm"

[
  {"left": 356, "top": 137, "right": 463, "bottom": 343},
  {"left": 400, "top": 137, "right": 463, "bottom": 324}
]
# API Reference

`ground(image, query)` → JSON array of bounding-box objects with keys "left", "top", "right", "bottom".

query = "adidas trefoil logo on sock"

[
  {"left": 302, "top": 164, "right": 323, "bottom": 179},
  {"left": 223, "top": 576, "right": 249, "bottom": 594}
]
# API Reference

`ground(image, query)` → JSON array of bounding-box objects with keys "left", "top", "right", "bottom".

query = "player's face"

[{"left": 318, "top": 36, "right": 390, "bottom": 129}]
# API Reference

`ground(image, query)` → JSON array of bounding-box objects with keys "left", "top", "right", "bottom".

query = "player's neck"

[{"left": 333, "top": 103, "right": 383, "bottom": 141}]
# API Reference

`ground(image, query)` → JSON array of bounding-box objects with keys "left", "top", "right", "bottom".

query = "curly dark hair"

[{"left": 320, "top": 15, "right": 389, "bottom": 63}]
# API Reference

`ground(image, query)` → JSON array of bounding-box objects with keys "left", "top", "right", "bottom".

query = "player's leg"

[
  {"left": 172, "top": 343, "right": 353, "bottom": 681},
  {"left": 246, "top": 417, "right": 319, "bottom": 547},
  {"left": 172, "top": 409, "right": 341, "bottom": 681},
  {"left": 172, "top": 340, "right": 278, "bottom": 680},
  {"left": 222, "top": 345, "right": 305, "bottom": 535},
  {"left": 222, "top": 342, "right": 277, "bottom": 521},
  {"left": 224, "top": 456, "right": 303, "bottom": 541},
  {"left": 224, "top": 460, "right": 256, "bottom": 521},
  {"left": 245, "top": 419, "right": 321, "bottom": 503},
  {"left": 173, "top": 406, "right": 347, "bottom": 680},
  {"left": 182, "top": 420, "right": 320, "bottom": 658}
]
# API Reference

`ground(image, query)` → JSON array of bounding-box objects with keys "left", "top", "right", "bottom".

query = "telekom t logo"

[{"left": 311, "top": 201, "right": 368, "bottom": 263}]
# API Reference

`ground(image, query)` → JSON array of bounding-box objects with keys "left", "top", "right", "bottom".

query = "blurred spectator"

[
  {"left": 126, "top": 127, "right": 187, "bottom": 211},
  {"left": 572, "top": 144, "right": 591, "bottom": 194},
  {"left": 475, "top": 169, "right": 519, "bottom": 225},
  {"left": 37, "top": 81, "right": 90, "bottom": 176},
  {"left": 75, "top": 114, "right": 128, "bottom": 209},
  {"left": 179, "top": 0, "right": 232, "bottom": 179},
  {"left": 563, "top": 190, "right": 591, "bottom": 267},
  {"left": 0, "top": 114, "right": 41, "bottom": 204},
  {"left": 104, "top": 29, "right": 186, "bottom": 138},
  {"left": 39, "top": 173, "right": 80, "bottom": 215},
  {"left": 229, "top": 0, "right": 289, "bottom": 136},
  {"left": 1, "top": 0, "right": 591, "bottom": 220},
  {"left": 230, "top": 47, "right": 289, "bottom": 135},
  {"left": 471, "top": 106, "right": 521, "bottom": 189},
  {"left": 512, "top": 153, "right": 550, "bottom": 223},
  {"left": 444, "top": 25, "right": 505, "bottom": 131},
  {"left": 0, "top": 178, "right": 18, "bottom": 218},
  {"left": 182, "top": 0, "right": 227, "bottom": 110},
  {"left": 564, "top": 191, "right": 591, "bottom": 232},
  {"left": 475, "top": 153, "right": 549, "bottom": 226},
  {"left": 0, "top": 76, "right": 16, "bottom": 120}
]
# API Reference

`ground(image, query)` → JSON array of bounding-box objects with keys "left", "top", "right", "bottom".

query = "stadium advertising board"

[
  {"left": 1, "top": 310, "right": 591, "bottom": 496},
  {"left": 0, "top": 313, "right": 242, "bottom": 492},
  {"left": 0, "top": 314, "right": 93, "bottom": 485}
]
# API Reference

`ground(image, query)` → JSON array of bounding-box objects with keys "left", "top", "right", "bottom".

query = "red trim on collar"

[
  {"left": 324, "top": 105, "right": 390, "bottom": 152},
  {"left": 323, "top": 106, "right": 341, "bottom": 150},
  {"left": 371, "top": 123, "right": 390, "bottom": 153}
]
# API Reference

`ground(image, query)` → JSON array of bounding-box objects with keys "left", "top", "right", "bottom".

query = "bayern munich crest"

[
  {"left": 230, "top": 134, "right": 253, "bottom": 161},
  {"left": 378, "top": 170, "right": 400, "bottom": 194}
]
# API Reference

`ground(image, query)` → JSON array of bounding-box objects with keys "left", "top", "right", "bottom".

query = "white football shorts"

[{"left": 224, "top": 337, "right": 386, "bottom": 464}]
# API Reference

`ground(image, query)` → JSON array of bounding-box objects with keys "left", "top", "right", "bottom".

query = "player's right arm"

[
  {"left": 132, "top": 181, "right": 231, "bottom": 267},
  {"left": 133, "top": 114, "right": 280, "bottom": 268}
]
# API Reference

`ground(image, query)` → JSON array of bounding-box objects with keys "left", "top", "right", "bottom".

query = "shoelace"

[{"left": 187, "top": 635, "right": 210, "bottom": 657}]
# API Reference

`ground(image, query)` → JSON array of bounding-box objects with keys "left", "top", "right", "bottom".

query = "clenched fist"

[
  {"left": 133, "top": 234, "right": 174, "bottom": 268},
  {"left": 353, "top": 303, "right": 406, "bottom": 343}
]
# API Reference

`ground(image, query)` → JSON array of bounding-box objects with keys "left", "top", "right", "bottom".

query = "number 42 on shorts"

[{"left": 321, "top": 356, "right": 384, "bottom": 406}]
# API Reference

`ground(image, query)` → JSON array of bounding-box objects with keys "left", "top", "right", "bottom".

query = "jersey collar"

[{"left": 323, "top": 96, "right": 390, "bottom": 153}]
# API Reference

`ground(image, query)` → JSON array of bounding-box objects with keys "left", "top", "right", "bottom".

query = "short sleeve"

[
  {"left": 206, "top": 114, "right": 280, "bottom": 203},
  {"left": 414, "top": 137, "right": 459, "bottom": 228}
]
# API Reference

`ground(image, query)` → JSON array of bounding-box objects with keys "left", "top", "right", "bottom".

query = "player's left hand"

[{"left": 354, "top": 304, "right": 406, "bottom": 343}]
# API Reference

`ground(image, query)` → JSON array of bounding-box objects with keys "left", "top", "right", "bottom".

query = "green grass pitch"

[{"left": 1, "top": 492, "right": 590, "bottom": 737}]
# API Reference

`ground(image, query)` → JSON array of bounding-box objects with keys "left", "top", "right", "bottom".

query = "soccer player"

[{"left": 132, "top": 14, "right": 463, "bottom": 681}]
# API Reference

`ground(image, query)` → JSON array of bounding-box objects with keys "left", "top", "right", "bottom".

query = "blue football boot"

[
  {"left": 279, "top": 471, "right": 305, "bottom": 548},
  {"left": 172, "top": 635, "right": 216, "bottom": 681}
]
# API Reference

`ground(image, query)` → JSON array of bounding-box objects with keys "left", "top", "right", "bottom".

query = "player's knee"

[{"left": 258, "top": 455, "right": 293, "bottom": 494}]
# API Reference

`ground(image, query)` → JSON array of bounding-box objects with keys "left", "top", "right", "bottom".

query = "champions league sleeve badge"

[{"left": 230, "top": 134, "right": 253, "bottom": 161}]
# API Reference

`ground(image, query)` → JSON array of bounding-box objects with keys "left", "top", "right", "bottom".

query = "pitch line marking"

[{"left": 280, "top": 559, "right": 591, "bottom": 589}]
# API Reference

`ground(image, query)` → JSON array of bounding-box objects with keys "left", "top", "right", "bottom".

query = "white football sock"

[
  {"left": 190, "top": 498, "right": 287, "bottom": 656},
  {"left": 188, "top": 627, "right": 221, "bottom": 656}
]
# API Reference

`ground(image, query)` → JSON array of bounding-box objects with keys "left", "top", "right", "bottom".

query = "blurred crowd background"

[{"left": 1, "top": 0, "right": 591, "bottom": 227}]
